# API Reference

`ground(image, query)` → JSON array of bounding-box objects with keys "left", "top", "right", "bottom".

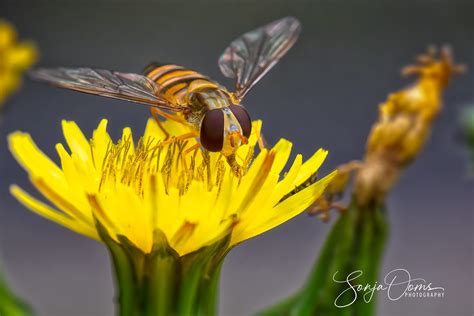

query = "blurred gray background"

[{"left": 0, "top": 1, "right": 473, "bottom": 315}]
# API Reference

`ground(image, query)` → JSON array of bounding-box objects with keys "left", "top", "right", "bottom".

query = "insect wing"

[
  {"left": 218, "top": 16, "right": 301, "bottom": 99},
  {"left": 30, "top": 67, "right": 185, "bottom": 111}
]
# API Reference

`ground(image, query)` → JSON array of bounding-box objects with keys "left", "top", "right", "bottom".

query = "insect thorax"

[{"left": 185, "top": 85, "right": 233, "bottom": 127}]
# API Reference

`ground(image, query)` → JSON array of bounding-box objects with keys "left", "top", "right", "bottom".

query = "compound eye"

[
  {"left": 200, "top": 109, "right": 224, "bottom": 152},
  {"left": 229, "top": 105, "right": 252, "bottom": 138}
]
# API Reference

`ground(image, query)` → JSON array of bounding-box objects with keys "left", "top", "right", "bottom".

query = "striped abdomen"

[{"left": 145, "top": 64, "right": 215, "bottom": 105}]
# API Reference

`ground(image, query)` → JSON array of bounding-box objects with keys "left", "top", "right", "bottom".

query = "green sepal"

[
  {"left": 177, "top": 236, "right": 229, "bottom": 316},
  {"left": 96, "top": 220, "right": 229, "bottom": 316},
  {"left": 257, "top": 199, "right": 388, "bottom": 316}
]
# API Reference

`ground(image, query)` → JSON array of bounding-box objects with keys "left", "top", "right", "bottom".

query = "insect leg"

[
  {"left": 149, "top": 107, "right": 188, "bottom": 124},
  {"left": 308, "top": 200, "right": 347, "bottom": 222},
  {"left": 150, "top": 111, "right": 171, "bottom": 139},
  {"left": 159, "top": 131, "right": 198, "bottom": 147},
  {"left": 183, "top": 143, "right": 201, "bottom": 156},
  {"left": 150, "top": 107, "right": 193, "bottom": 140},
  {"left": 308, "top": 160, "right": 364, "bottom": 221}
]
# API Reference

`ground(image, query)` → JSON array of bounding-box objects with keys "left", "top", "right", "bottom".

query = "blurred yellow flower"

[
  {"left": 310, "top": 47, "right": 463, "bottom": 217},
  {"left": 357, "top": 46, "right": 464, "bottom": 205},
  {"left": 0, "top": 20, "right": 37, "bottom": 106},
  {"left": 9, "top": 118, "right": 334, "bottom": 255},
  {"left": 366, "top": 46, "right": 464, "bottom": 165}
]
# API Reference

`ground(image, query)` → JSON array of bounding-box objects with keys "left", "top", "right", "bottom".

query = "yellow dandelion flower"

[
  {"left": 311, "top": 47, "right": 463, "bottom": 217},
  {"left": 0, "top": 20, "right": 37, "bottom": 106},
  {"left": 9, "top": 118, "right": 335, "bottom": 315}
]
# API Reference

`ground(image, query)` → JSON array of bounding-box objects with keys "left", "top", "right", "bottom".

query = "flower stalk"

[
  {"left": 460, "top": 106, "right": 474, "bottom": 169},
  {"left": 0, "top": 263, "right": 33, "bottom": 316}
]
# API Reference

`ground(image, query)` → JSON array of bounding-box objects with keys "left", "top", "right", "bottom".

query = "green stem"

[
  {"left": 0, "top": 265, "right": 34, "bottom": 316},
  {"left": 97, "top": 223, "right": 227, "bottom": 316},
  {"left": 257, "top": 199, "right": 389, "bottom": 316},
  {"left": 461, "top": 106, "right": 474, "bottom": 169}
]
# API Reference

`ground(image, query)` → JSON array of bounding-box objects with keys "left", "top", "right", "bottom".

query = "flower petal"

[
  {"left": 8, "top": 132, "right": 67, "bottom": 189},
  {"left": 294, "top": 148, "right": 328, "bottom": 187},
  {"left": 62, "top": 120, "right": 92, "bottom": 163},
  {"left": 91, "top": 119, "right": 111, "bottom": 172},
  {"left": 231, "top": 171, "right": 337, "bottom": 245},
  {"left": 10, "top": 185, "right": 98, "bottom": 240}
]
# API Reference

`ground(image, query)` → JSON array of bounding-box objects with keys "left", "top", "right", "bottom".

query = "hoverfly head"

[{"left": 199, "top": 105, "right": 252, "bottom": 154}]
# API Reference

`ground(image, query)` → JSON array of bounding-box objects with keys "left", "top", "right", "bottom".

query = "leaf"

[{"left": 0, "top": 266, "right": 34, "bottom": 316}]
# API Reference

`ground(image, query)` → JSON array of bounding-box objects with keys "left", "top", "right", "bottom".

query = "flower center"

[{"left": 97, "top": 135, "right": 254, "bottom": 197}]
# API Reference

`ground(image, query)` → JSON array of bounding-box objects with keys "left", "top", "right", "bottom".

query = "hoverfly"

[{"left": 30, "top": 17, "right": 301, "bottom": 175}]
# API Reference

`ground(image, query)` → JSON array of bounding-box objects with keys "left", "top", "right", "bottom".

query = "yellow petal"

[
  {"left": 294, "top": 148, "right": 328, "bottom": 186},
  {"left": 121, "top": 127, "right": 135, "bottom": 153},
  {"left": 56, "top": 143, "right": 97, "bottom": 195},
  {"left": 231, "top": 149, "right": 271, "bottom": 215},
  {"left": 270, "top": 153, "right": 303, "bottom": 205},
  {"left": 95, "top": 185, "right": 153, "bottom": 252},
  {"left": 10, "top": 185, "right": 98, "bottom": 240},
  {"left": 62, "top": 120, "right": 92, "bottom": 163},
  {"left": 30, "top": 176, "right": 93, "bottom": 226},
  {"left": 91, "top": 119, "right": 111, "bottom": 171},
  {"left": 8, "top": 132, "right": 67, "bottom": 190},
  {"left": 269, "top": 139, "right": 292, "bottom": 175},
  {"left": 231, "top": 171, "right": 337, "bottom": 245},
  {"left": 236, "top": 120, "right": 262, "bottom": 158}
]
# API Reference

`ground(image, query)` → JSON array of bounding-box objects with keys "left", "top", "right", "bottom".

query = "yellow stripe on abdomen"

[
  {"left": 156, "top": 70, "right": 199, "bottom": 84},
  {"left": 146, "top": 64, "right": 214, "bottom": 104},
  {"left": 146, "top": 64, "right": 183, "bottom": 80}
]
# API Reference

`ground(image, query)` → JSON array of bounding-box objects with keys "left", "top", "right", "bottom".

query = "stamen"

[
  {"left": 95, "top": 130, "right": 254, "bottom": 197},
  {"left": 215, "top": 159, "right": 226, "bottom": 194},
  {"left": 243, "top": 146, "right": 254, "bottom": 174}
]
